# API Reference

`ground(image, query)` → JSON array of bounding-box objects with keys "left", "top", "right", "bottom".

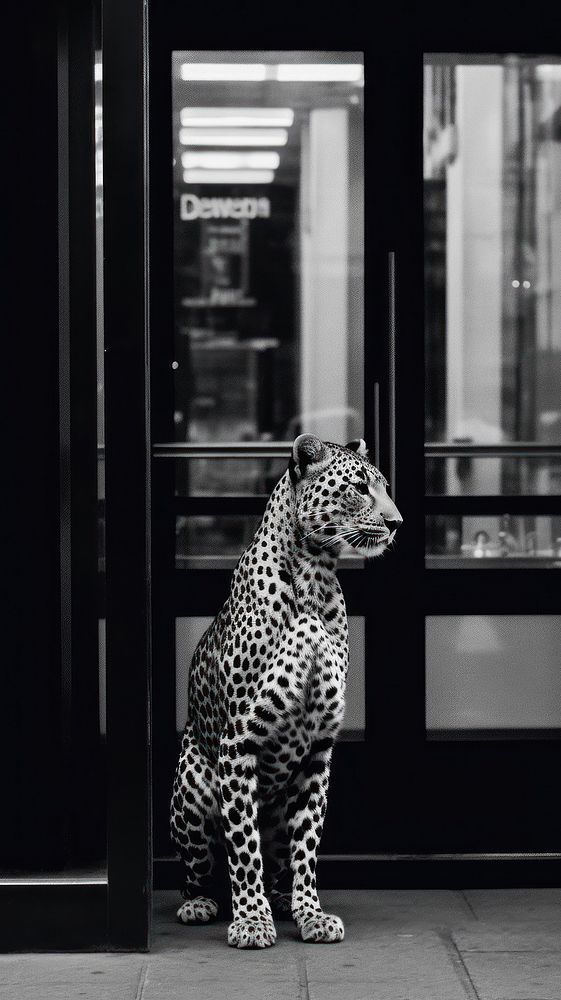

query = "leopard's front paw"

[
  {"left": 177, "top": 896, "right": 218, "bottom": 924},
  {"left": 298, "top": 911, "right": 344, "bottom": 943},
  {"left": 227, "top": 916, "right": 277, "bottom": 949}
]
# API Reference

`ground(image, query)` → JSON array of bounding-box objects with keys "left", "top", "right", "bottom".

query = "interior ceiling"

[{"left": 172, "top": 53, "right": 363, "bottom": 189}]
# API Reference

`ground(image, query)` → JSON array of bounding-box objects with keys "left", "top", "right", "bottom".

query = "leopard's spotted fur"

[{"left": 170, "top": 435, "right": 402, "bottom": 948}]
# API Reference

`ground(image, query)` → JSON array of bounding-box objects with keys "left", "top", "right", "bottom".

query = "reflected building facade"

[{"left": 424, "top": 56, "right": 561, "bottom": 563}]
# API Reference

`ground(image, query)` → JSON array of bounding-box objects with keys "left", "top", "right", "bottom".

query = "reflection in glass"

[
  {"left": 176, "top": 457, "right": 286, "bottom": 497},
  {"left": 426, "top": 514, "right": 561, "bottom": 567},
  {"left": 176, "top": 616, "right": 365, "bottom": 737},
  {"left": 424, "top": 56, "right": 561, "bottom": 496},
  {"left": 176, "top": 514, "right": 262, "bottom": 568},
  {"left": 176, "top": 515, "right": 363, "bottom": 568},
  {"left": 172, "top": 51, "right": 364, "bottom": 498},
  {"left": 426, "top": 455, "right": 561, "bottom": 496},
  {"left": 426, "top": 615, "right": 561, "bottom": 731}
]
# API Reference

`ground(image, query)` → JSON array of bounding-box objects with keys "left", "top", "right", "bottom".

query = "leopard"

[{"left": 170, "top": 434, "right": 402, "bottom": 948}]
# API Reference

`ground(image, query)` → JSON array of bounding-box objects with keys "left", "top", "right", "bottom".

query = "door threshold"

[{"left": 154, "top": 853, "right": 561, "bottom": 890}]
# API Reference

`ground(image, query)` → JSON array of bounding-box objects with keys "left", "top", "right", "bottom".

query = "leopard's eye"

[{"left": 352, "top": 481, "right": 369, "bottom": 495}]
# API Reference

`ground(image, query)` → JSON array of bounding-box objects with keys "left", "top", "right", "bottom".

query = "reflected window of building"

[
  {"left": 426, "top": 514, "right": 561, "bottom": 566},
  {"left": 424, "top": 56, "right": 561, "bottom": 493},
  {"left": 424, "top": 55, "right": 561, "bottom": 567}
]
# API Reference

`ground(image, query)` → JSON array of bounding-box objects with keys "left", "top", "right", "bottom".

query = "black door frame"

[{"left": 103, "top": 0, "right": 152, "bottom": 951}]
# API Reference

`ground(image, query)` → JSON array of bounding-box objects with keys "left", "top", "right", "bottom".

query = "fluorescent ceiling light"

[
  {"left": 179, "top": 63, "right": 363, "bottom": 83},
  {"left": 536, "top": 64, "right": 561, "bottom": 80},
  {"left": 181, "top": 63, "right": 267, "bottom": 81},
  {"left": 180, "top": 107, "right": 294, "bottom": 127},
  {"left": 179, "top": 127, "right": 288, "bottom": 146},
  {"left": 182, "top": 151, "right": 280, "bottom": 170},
  {"left": 183, "top": 169, "right": 275, "bottom": 184},
  {"left": 276, "top": 63, "right": 363, "bottom": 82}
]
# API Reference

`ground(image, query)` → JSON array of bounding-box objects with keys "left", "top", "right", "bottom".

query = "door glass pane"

[
  {"left": 176, "top": 616, "right": 365, "bottom": 739},
  {"left": 176, "top": 512, "right": 365, "bottom": 568},
  {"left": 426, "top": 615, "right": 561, "bottom": 734},
  {"left": 172, "top": 51, "right": 364, "bottom": 496},
  {"left": 426, "top": 454, "right": 561, "bottom": 496},
  {"left": 426, "top": 514, "right": 561, "bottom": 567},
  {"left": 176, "top": 514, "right": 262, "bottom": 568},
  {"left": 175, "top": 456, "right": 286, "bottom": 497},
  {"left": 424, "top": 55, "right": 561, "bottom": 496}
]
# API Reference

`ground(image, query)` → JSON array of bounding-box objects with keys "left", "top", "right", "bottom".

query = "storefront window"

[{"left": 172, "top": 52, "right": 364, "bottom": 556}]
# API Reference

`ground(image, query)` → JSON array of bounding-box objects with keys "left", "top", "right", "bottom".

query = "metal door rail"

[
  {"left": 426, "top": 443, "right": 561, "bottom": 457},
  {"left": 152, "top": 441, "right": 292, "bottom": 459}
]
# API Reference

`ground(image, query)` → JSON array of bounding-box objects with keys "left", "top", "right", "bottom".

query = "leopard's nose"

[
  {"left": 384, "top": 516, "right": 403, "bottom": 533},
  {"left": 375, "top": 487, "right": 403, "bottom": 530}
]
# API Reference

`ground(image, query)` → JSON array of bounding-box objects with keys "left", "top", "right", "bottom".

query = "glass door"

[
  {"left": 149, "top": 15, "right": 561, "bottom": 890},
  {"left": 419, "top": 53, "right": 561, "bottom": 859},
  {"left": 151, "top": 49, "right": 379, "bottom": 879}
]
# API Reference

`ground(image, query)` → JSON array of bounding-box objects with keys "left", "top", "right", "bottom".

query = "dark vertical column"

[
  {"left": 1, "top": 0, "right": 63, "bottom": 872},
  {"left": 58, "top": 0, "right": 105, "bottom": 868},
  {"left": 148, "top": 13, "right": 177, "bottom": 862},
  {"left": 103, "top": 0, "right": 151, "bottom": 950},
  {"left": 362, "top": 22, "right": 427, "bottom": 851}
]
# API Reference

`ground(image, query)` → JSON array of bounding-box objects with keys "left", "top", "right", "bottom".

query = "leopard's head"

[{"left": 288, "top": 433, "right": 402, "bottom": 559}]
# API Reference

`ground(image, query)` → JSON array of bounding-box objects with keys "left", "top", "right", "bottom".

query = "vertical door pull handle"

[
  {"left": 388, "top": 251, "right": 396, "bottom": 500},
  {"left": 373, "top": 381, "right": 381, "bottom": 470}
]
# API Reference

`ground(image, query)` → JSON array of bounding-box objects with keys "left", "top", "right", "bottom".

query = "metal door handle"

[
  {"left": 373, "top": 381, "right": 381, "bottom": 470},
  {"left": 388, "top": 250, "right": 396, "bottom": 500}
]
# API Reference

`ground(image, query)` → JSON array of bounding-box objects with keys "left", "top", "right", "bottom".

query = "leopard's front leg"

[
  {"left": 287, "top": 737, "right": 344, "bottom": 943},
  {"left": 219, "top": 735, "right": 276, "bottom": 949}
]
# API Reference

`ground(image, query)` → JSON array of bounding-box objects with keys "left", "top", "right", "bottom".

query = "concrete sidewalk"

[{"left": 2, "top": 889, "right": 561, "bottom": 999}]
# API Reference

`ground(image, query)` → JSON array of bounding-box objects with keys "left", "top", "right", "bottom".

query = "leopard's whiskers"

[
  {"left": 299, "top": 521, "right": 341, "bottom": 541},
  {"left": 318, "top": 528, "right": 359, "bottom": 549}
]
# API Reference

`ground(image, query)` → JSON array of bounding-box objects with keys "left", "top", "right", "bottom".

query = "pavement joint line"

[
  {"left": 462, "top": 948, "right": 561, "bottom": 954},
  {"left": 296, "top": 953, "right": 310, "bottom": 1000},
  {"left": 460, "top": 890, "right": 480, "bottom": 921},
  {"left": 135, "top": 960, "right": 149, "bottom": 1000},
  {"left": 438, "top": 930, "right": 481, "bottom": 1000}
]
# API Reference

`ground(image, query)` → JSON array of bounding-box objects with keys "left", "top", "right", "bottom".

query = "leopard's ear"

[
  {"left": 346, "top": 438, "right": 368, "bottom": 457},
  {"left": 289, "top": 434, "right": 329, "bottom": 484}
]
